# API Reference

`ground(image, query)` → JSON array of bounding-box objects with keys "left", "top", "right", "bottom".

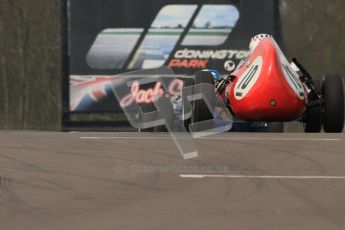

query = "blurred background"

[{"left": 0, "top": 0, "right": 344, "bottom": 130}]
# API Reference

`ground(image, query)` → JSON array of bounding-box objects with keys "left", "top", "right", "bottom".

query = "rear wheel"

[
  {"left": 192, "top": 71, "right": 215, "bottom": 123},
  {"left": 141, "top": 100, "right": 173, "bottom": 132},
  {"left": 322, "top": 74, "right": 344, "bottom": 132},
  {"left": 304, "top": 105, "right": 322, "bottom": 132},
  {"left": 183, "top": 78, "right": 194, "bottom": 130}
]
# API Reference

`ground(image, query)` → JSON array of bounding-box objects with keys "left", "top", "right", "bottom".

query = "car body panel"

[{"left": 228, "top": 38, "right": 307, "bottom": 121}]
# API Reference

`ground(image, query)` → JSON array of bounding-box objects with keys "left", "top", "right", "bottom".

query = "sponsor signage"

[{"left": 66, "top": 0, "right": 279, "bottom": 113}]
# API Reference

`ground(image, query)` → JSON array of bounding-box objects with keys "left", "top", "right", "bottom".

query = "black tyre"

[
  {"left": 192, "top": 71, "right": 215, "bottom": 123},
  {"left": 183, "top": 78, "right": 194, "bottom": 130},
  {"left": 304, "top": 105, "right": 322, "bottom": 133},
  {"left": 322, "top": 74, "right": 344, "bottom": 132},
  {"left": 141, "top": 101, "right": 172, "bottom": 132}
]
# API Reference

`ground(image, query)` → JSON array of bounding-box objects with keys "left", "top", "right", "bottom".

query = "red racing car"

[{"left": 193, "top": 34, "right": 344, "bottom": 133}]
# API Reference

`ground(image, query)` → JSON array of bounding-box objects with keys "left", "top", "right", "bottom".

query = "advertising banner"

[{"left": 66, "top": 0, "right": 279, "bottom": 113}]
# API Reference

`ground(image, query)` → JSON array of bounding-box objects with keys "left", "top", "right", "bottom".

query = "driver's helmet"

[
  {"left": 249, "top": 34, "right": 273, "bottom": 53},
  {"left": 202, "top": 69, "right": 222, "bottom": 81}
]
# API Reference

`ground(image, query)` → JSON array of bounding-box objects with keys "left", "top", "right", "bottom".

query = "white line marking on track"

[
  {"left": 80, "top": 136, "right": 341, "bottom": 141},
  {"left": 180, "top": 174, "right": 345, "bottom": 179},
  {"left": 200, "top": 137, "right": 340, "bottom": 141}
]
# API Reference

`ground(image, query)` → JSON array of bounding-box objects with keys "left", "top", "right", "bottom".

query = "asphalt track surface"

[{"left": 1, "top": 132, "right": 345, "bottom": 230}]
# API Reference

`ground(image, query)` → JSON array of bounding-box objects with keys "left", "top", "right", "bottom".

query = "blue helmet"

[{"left": 202, "top": 69, "right": 222, "bottom": 81}]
